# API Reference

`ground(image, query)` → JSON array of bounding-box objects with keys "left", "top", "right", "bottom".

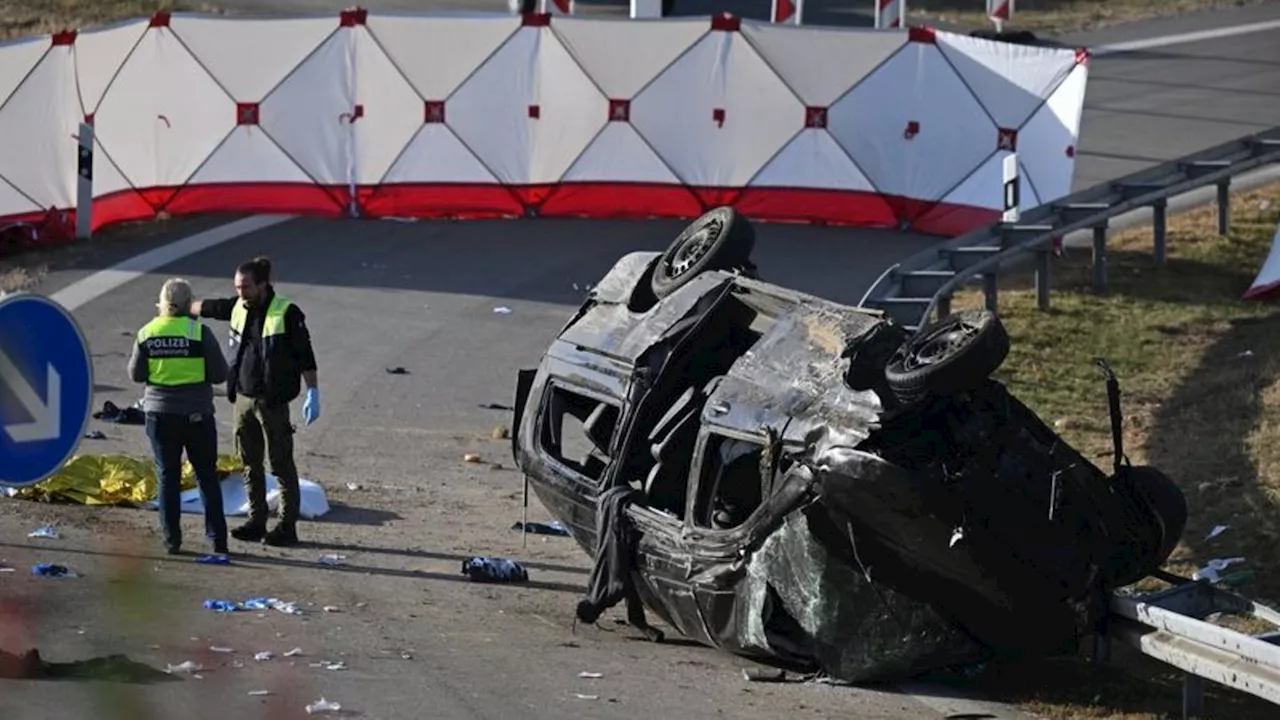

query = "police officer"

[
  {"left": 190, "top": 256, "right": 319, "bottom": 548},
  {"left": 128, "top": 278, "right": 230, "bottom": 556}
]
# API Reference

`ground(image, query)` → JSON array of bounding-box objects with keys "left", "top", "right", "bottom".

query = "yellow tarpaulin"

[{"left": 8, "top": 454, "right": 243, "bottom": 506}]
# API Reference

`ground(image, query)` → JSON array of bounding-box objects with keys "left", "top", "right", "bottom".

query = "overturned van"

[{"left": 511, "top": 207, "right": 1187, "bottom": 682}]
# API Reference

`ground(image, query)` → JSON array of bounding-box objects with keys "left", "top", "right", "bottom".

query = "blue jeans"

[{"left": 145, "top": 411, "right": 228, "bottom": 552}]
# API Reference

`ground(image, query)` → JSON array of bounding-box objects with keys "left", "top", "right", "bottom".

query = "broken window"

[
  {"left": 693, "top": 433, "right": 767, "bottom": 530},
  {"left": 539, "top": 385, "right": 619, "bottom": 482}
]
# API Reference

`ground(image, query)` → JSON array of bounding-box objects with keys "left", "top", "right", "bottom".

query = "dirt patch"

[
  {"left": 907, "top": 0, "right": 1265, "bottom": 35},
  {"left": 0, "top": 1, "right": 222, "bottom": 40},
  {"left": 943, "top": 183, "right": 1280, "bottom": 719}
]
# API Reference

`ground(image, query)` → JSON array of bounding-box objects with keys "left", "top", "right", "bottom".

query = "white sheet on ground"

[{"left": 146, "top": 474, "right": 331, "bottom": 519}]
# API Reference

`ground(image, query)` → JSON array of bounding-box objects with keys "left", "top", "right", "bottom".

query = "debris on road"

[
  {"left": 1193, "top": 557, "right": 1248, "bottom": 583},
  {"left": 30, "top": 563, "right": 76, "bottom": 578},
  {"left": 461, "top": 556, "right": 528, "bottom": 583},
  {"left": 511, "top": 521, "right": 570, "bottom": 537},
  {"left": 305, "top": 698, "right": 343, "bottom": 715},
  {"left": 493, "top": 306, "right": 512, "bottom": 314},
  {"left": 248, "top": 690, "right": 272, "bottom": 696},
  {"left": 574, "top": 694, "right": 599, "bottom": 701},
  {"left": 196, "top": 555, "right": 230, "bottom": 565},
  {"left": 209, "top": 646, "right": 234, "bottom": 653},
  {"left": 479, "top": 403, "right": 514, "bottom": 411},
  {"left": 578, "top": 671, "right": 603, "bottom": 679},
  {"left": 203, "top": 597, "right": 303, "bottom": 615},
  {"left": 284, "top": 648, "right": 304, "bottom": 657},
  {"left": 318, "top": 554, "right": 346, "bottom": 566},
  {"left": 255, "top": 652, "right": 274, "bottom": 661},
  {"left": 1205, "top": 524, "right": 1230, "bottom": 541},
  {"left": 464, "top": 453, "right": 482, "bottom": 463},
  {"left": 492, "top": 425, "right": 509, "bottom": 440},
  {"left": 742, "top": 668, "right": 792, "bottom": 683},
  {"left": 27, "top": 526, "right": 59, "bottom": 539},
  {"left": 323, "top": 605, "right": 341, "bottom": 613},
  {"left": 83, "top": 430, "right": 107, "bottom": 440},
  {"left": 165, "top": 660, "right": 202, "bottom": 676},
  {"left": 385, "top": 366, "right": 409, "bottom": 374}
]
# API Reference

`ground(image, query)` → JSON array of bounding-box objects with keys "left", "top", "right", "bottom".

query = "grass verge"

[
  {"left": 942, "top": 182, "right": 1280, "bottom": 719},
  {"left": 907, "top": 0, "right": 1265, "bottom": 35}
]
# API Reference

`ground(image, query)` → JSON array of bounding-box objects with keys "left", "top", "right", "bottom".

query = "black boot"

[
  {"left": 262, "top": 522, "right": 298, "bottom": 547},
  {"left": 231, "top": 519, "right": 267, "bottom": 542}
]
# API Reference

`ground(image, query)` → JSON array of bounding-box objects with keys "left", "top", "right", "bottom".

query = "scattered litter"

[
  {"left": 31, "top": 563, "right": 77, "bottom": 578},
  {"left": 1193, "top": 557, "right": 1247, "bottom": 583},
  {"left": 204, "top": 600, "right": 241, "bottom": 612},
  {"left": 165, "top": 661, "right": 202, "bottom": 675},
  {"left": 385, "top": 366, "right": 409, "bottom": 374},
  {"left": 401, "top": 651, "right": 413, "bottom": 659},
  {"left": 1238, "top": 350, "right": 1255, "bottom": 359},
  {"left": 511, "top": 521, "right": 570, "bottom": 537},
  {"left": 323, "top": 606, "right": 341, "bottom": 613},
  {"left": 83, "top": 430, "right": 107, "bottom": 440},
  {"left": 578, "top": 671, "right": 603, "bottom": 679},
  {"left": 478, "top": 403, "right": 514, "bottom": 411},
  {"left": 492, "top": 425, "right": 509, "bottom": 440},
  {"left": 248, "top": 690, "right": 272, "bottom": 696},
  {"left": 575, "top": 694, "right": 599, "bottom": 701},
  {"left": 196, "top": 555, "right": 230, "bottom": 565},
  {"left": 254, "top": 652, "right": 274, "bottom": 662},
  {"left": 27, "top": 526, "right": 59, "bottom": 539},
  {"left": 305, "top": 698, "right": 343, "bottom": 715},
  {"left": 1205, "top": 525, "right": 1229, "bottom": 541},
  {"left": 949, "top": 527, "right": 964, "bottom": 548},
  {"left": 204, "top": 597, "right": 303, "bottom": 615},
  {"left": 493, "top": 306, "right": 512, "bottom": 314},
  {"left": 208, "top": 646, "right": 234, "bottom": 654},
  {"left": 284, "top": 648, "right": 304, "bottom": 657},
  {"left": 0, "top": 565, "right": 14, "bottom": 573},
  {"left": 318, "top": 554, "right": 346, "bottom": 566},
  {"left": 325, "top": 661, "right": 347, "bottom": 671},
  {"left": 743, "top": 667, "right": 791, "bottom": 683},
  {"left": 461, "top": 556, "right": 528, "bottom": 583},
  {"left": 93, "top": 400, "right": 145, "bottom": 425},
  {"left": 463, "top": 453, "right": 482, "bottom": 463},
  {"left": 345, "top": 482, "right": 363, "bottom": 491},
  {"left": 355, "top": 603, "right": 367, "bottom": 609}
]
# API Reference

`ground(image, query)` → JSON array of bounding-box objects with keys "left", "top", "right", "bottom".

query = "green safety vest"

[
  {"left": 137, "top": 316, "right": 206, "bottom": 387},
  {"left": 229, "top": 294, "right": 292, "bottom": 340}
]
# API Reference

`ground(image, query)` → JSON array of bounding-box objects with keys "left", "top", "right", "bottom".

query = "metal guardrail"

[
  {"left": 859, "top": 126, "right": 1280, "bottom": 331},
  {"left": 858, "top": 126, "right": 1280, "bottom": 717}
]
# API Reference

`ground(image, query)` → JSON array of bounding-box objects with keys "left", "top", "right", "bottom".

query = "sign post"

[
  {"left": 1002, "top": 153, "right": 1020, "bottom": 223},
  {"left": 0, "top": 293, "right": 94, "bottom": 489},
  {"left": 76, "top": 121, "right": 94, "bottom": 240},
  {"left": 987, "top": 0, "right": 1013, "bottom": 32}
]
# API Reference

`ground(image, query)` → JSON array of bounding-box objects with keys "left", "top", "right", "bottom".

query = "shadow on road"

[{"left": 316, "top": 503, "right": 403, "bottom": 527}]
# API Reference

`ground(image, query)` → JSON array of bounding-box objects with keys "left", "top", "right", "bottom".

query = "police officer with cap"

[{"left": 128, "top": 278, "right": 230, "bottom": 556}]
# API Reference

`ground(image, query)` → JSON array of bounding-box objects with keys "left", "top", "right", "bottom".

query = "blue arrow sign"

[{"left": 0, "top": 292, "right": 94, "bottom": 488}]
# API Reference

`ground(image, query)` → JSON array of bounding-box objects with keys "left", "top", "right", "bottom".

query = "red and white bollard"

[
  {"left": 874, "top": 0, "right": 905, "bottom": 29},
  {"left": 987, "top": 0, "right": 1013, "bottom": 31},
  {"left": 540, "top": 0, "right": 573, "bottom": 15},
  {"left": 771, "top": 0, "right": 804, "bottom": 24}
]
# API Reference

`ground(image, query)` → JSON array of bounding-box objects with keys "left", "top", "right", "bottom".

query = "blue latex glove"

[{"left": 302, "top": 387, "right": 320, "bottom": 425}]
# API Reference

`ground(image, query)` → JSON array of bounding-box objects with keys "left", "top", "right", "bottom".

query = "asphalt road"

[{"left": 4, "top": 3, "right": 1280, "bottom": 719}]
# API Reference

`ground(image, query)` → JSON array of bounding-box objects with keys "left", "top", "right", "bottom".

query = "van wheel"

[
  {"left": 651, "top": 206, "right": 755, "bottom": 300},
  {"left": 885, "top": 309, "right": 1009, "bottom": 406}
]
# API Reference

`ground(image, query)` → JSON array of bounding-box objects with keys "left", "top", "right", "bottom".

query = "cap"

[{"left": 157, "top": 278, "right": 193, "bottom": 315}]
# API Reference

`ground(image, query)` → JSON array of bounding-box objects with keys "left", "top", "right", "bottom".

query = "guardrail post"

[
  {"left": 1035, "top": 249, "right": 1051, "bottom": 311},
  {"left": 1151, "top": 198, "right": 1168, "bottom": 266},
  {"left": 982, "top": 272, "right": 998, "bottom": 312},
  {"left": 1216, "top": 179, "right": 1231, "bottom": 236},
  {"left": 1092, "top": 224, "right": 1108, "bottom": 294},
  {"left": 1183, "top": 673, "right": 1205, "bottom": 718}
]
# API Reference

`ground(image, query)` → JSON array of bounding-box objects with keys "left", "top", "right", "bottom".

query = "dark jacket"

[
  {"left": 199, "top": 287, "right": 317, "bottom": 407},
  {"left": 127, "top": 317, "right": 229, "bottom": 416}
]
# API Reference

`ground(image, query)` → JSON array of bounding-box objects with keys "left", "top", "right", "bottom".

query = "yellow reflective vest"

[{"left": 136, "top": 316, "right": 206, "bottom": 387}]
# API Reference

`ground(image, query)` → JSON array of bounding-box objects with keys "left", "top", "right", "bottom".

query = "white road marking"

[
  {"left": 1092, "top": 17, "right": 1280, "bottom": 56},
  {"left": 48, "top": 214, "right": 293, "bottom": 311}
]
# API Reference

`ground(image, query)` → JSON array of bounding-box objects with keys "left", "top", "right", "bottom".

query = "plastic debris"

[
  {"left": 461, "top": 556, "right": 528, "bottom": 583},
  {"left": 165, "top": 661, "right": 203, "bottom": 675},
  {"left": 284, "top": 648, "right": 304, "bottom": 657},
  {"left": 323, "top": 605, "right": 340, "bottom": 613},
  {"left": 205, "top": 597, "right": 302, "bottom": 615},
  {"left": 578, "top": 671, "right": 603, "bottom": 679},
  {"left": 305, "top": 698, "right": 342, "bottom": 714},
  {"left": 196, "top": 555, "right": 230, "bottom": 565},
  {"left": 318, "top": 554, "right": 345, "bottom": 566},
  {"left": 0, "top": 565, "right": 14, "bottom": 573},
  {"left": 493, "top": 306, "right": 512, "bottom": 314},
  {"left": 209, "top": 646, "right": 234, "bottom": 653},
  {"left": 575, "top": 694, "right": 599, "bottom": 700},
  {"left": 463, "top": 453, "right": 482, "bottom": 463},
  {"left": 254, "top": 651, "right": 274, "bottom": 661},
  {"left": 326, "top": 661, "right": 347, "bottom": 671},
  {"left": 204, "top": 599, "right": 241, "bottom": 612},
  {"left": 511, "top": 520, "right": 570, "bottom": 537},
  {"left": 1205, "top": 525, "right": 1229, "bottom": 541},
  {"left": 27, "top": 526, "right": 59, "bottom": 539},
  {"left": 346, "top": 482, "right": 363, "bottom": 491},
  {"left": 84, "top": 430, "right": 107, "bottom": 440},
  {"left": 385, "top": 366, "right": 409, "bottom": 374},
  {"left": 248, "top": 690, "right": 272, "bottom": 696},
  {"left": 1192, "top": 557, "right": 1246, "bottom": 583},
  {"left": 30, "top": 563, "right": 76, "bottom": 578}
]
